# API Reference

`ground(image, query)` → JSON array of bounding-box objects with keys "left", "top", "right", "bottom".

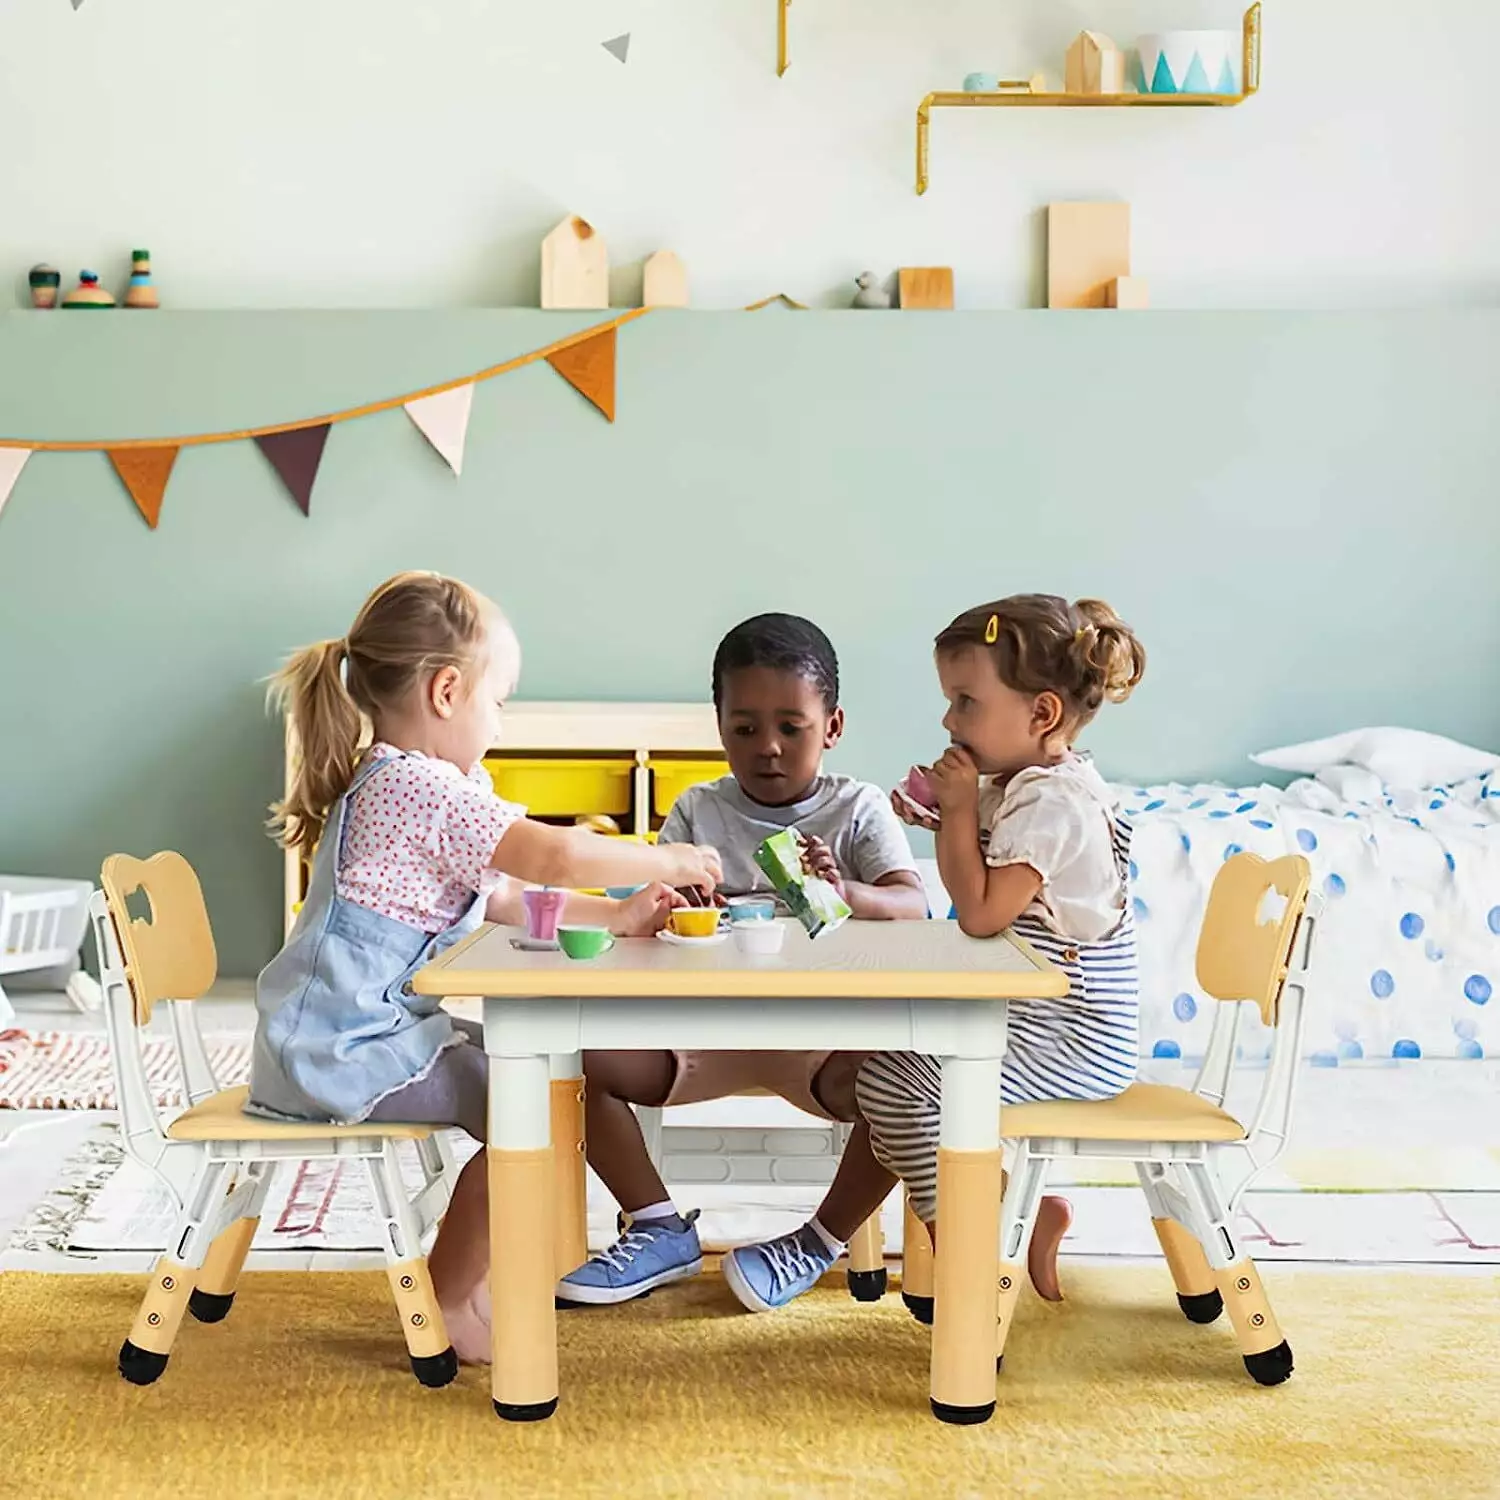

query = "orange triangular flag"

[
  {"left": 107, "top": 446, "right": 180, "bottom": 529},
  {"left": 547, "top": 326, "right": 617, "bottom": 422}
]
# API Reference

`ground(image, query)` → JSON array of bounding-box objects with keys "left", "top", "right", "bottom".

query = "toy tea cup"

[{"left": 557, "top": 926, "right": 616, "bottom": 961}]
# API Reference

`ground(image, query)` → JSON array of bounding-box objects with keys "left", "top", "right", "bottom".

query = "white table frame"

[{"left": 412, "top": 918, "right": 1066, "bottom": 1426}]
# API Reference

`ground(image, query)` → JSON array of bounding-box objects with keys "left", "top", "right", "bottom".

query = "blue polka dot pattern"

[
  {"left": 1425, "top": 940, "right": 1445, "bottom": 963},
  {"left": 1370, "top": 969, "right": 1395, "bottom": 999},
  {"left": 1133, "top": 897, "right": 1150, "bottom": 921},
  {"left": 1489, "top": 906, "right": 1500, "bottom": 936},
  {"left": 1399, "top": 913, "right": 1424, "bottom": 940},
  {"left": 1465, "top": 975, "right": 1492, "bottom": 1006},
  {"left": 1129, "top": 860, "right": 1139, "bottom": 881},
  {"left": 1188, "top": 798, "right": 1208, "bottom": 810},
  {"left": 1446, "top": 852, "right": 1457, "bottom": 874},
  {"left": 1251, "top": 819, "right": 1273, "bottom": 829},
  {"left": 1392, "top": 1039, "right": 1421, "bottom": 1059},
  {"left": 1152, "top": 1039, "right": 1181, "bottom": 1060},
  {"left": 1173, "top": 992, "right": 1198, "bottom": 1022},
  {"left": 1223, "top": 843, "right": 1243, "bottom": 861},
  {"left": 1180, "top": 833, "right": 1192, "bottom": 853},
  {"left": 1296, "top": 829, "right": 1317, "bottom": 852},
  {"left": 1325, "top": 873, "right": 1346, "bottom": 898},
  {"left": 1236, "top": 801, "right": 1258, "bottom": 813},
  {"left": 1458, "top": 1039, "right": 1484, "bottom": 1060},
  {"left": 1337, "top": 1039, "right": 1364, "bottom": 1061},
  {"left": 1455, "top": 1019, "right": 1478, "bottom": 1041},
  {"left": 1209, "top": 810, "right": 1230, "bottom": 820},
  {"left": 1144, "top": 799, "right": 1165, "bottom": 812},
  {"left": 1310, "top": 1050, "right": 1339, "bottom": 1068}
]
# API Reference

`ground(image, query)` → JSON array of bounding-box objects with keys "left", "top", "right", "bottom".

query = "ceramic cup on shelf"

[
  {"left": 522, "top": 887, "right": 567, "bottom": 942},
  {"left": 734, "top": 922, "right": 786, "bottom": 956},
  {"left": 1134, "top": 30, "right": 1241, "bottom": 95},
  {"left": 963, "top": 71, "right": 999, "bottom": 92},
  {"left": 727, "top": 896, "right": 776, "bottom": 924},
  {"left": 558, "top": 926, "right": 615, "bottom": 961}
]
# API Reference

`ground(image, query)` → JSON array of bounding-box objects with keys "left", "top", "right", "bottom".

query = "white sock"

[
  {"left": 807, "top": 1216, "right": 845, "bottom": 1256},
  {"left": 629, "top": 1199, "right": 678, "bottom": 1224}
]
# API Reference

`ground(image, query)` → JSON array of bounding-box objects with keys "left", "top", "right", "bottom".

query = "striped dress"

[{"left": 855, "top": 763, "right": 1138, "bottom": 1222}]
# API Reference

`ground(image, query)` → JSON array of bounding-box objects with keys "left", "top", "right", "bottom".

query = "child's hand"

[
  {"left": 666, "top": 843, "right": 723, "bottom": 899},
  {"left": 929, "top": 746, "right": 980, "bottom": 815},
  {"left": 610, "top": 882, "right": 684, "bottom": 937},
  {"left": 797, "top": 833, "right": 847, "bottom": 897},
  {"left": 890, "top": 788, "right": 941, "bottom": 831}
]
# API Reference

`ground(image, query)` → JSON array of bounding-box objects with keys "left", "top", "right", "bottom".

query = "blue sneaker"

[
  {"left": 556, "top": 1211, "right": 703, "bottom": 1305},
  {"left": 722, "top": 1225, "right": 836, "bottom": 1313}
]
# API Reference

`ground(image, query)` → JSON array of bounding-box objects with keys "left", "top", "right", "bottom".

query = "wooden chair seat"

[
  {"left": 1000, "top": 1082, "right": 1247, "bottom": 1145},
  {"left": 166, "top": 1085, "right": 434, "bottom": 1143}
]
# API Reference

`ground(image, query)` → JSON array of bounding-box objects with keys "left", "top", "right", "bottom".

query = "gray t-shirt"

[{"left": 658, "top": 773, "right": 919, "bottom": 899}]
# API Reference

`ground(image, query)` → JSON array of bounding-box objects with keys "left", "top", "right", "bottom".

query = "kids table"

[{"left": 410, "top": 918, "right": 1067, "bottom": 1426}]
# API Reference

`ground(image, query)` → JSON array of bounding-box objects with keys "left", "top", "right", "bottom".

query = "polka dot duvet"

[{"left": 1119, "top": 771, "right": 1499, "bottom": 1066}]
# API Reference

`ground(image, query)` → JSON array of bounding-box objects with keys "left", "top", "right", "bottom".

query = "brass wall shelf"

[
  {"left": 777, "top": 0, "right": 792, "bottom": 77},
  {"left": 916, "top": 3, "right": 1262, "bottom": 194}
]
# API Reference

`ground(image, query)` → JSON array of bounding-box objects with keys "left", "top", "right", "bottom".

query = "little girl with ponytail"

[{"left": 249, "top": 571, "right": 721, "bottom": 1362}]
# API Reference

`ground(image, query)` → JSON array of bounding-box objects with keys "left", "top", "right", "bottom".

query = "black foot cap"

[
  {"left": 848, "top": 1268, "right": 888, "bottom": 1303},
  {"left": 189, "top": 1288, "right": 235, "bottom": 1324},
  {"left": 931, "top": 1397, "right": 995, "bottom": 1426},
  {"left": 119, "top": 1338, "right": 169, "bottom": 1386},
  {"left": 1244, "top": 1340, "right": 1295, "bottom": 1387},
  {"left": 1177, "top": 1288, "right": 1224, "bottom": 1325},
  {"left": 411, "top": 1347, "right": 459, "bottom": 1388},
  {"left": 494, "top": 1396, "right": 558, "bottom": 1423},
  {"left": 556, "top": 1289, "right": 650, "bottom": 1311},
  {"left": 903, "top": 1292, "right": 935, "bottom": 1325}
]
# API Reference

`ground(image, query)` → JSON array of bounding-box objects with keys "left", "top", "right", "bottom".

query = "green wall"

[{"left": 1, "top": 311, "right": 1496, "bottom": 975}]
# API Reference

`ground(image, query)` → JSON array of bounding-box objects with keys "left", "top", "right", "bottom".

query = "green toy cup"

[{"left": 557, "top": 926, "right": 616, "bottom": 961}]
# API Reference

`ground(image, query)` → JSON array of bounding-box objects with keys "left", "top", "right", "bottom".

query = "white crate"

[{"left": 0, "top": 875, "right": 96, "bottom": 1024}]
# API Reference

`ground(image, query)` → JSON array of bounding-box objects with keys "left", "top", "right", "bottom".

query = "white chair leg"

[
  {"left": 637, "top": 1104, "right": 664, "bottom": 1171},
  {"left": 120, "top": 1156, "right": 235, "bottom": 1385},
  {"left": 995, "top": 1147, "right": 1050, "bottom": 1371},
  {"left": 1137, "top": 1161, "right": 1223, "bottom": 1325},
  {"left": 190, "top": 1159, "right": 278, "bottom": 1325},
  {"left": 1180, "top": 1158, "right": 1293, "bottom": 1386},
  {"left": 0, "top": 977, "right": 14, "bottom": 1028}
]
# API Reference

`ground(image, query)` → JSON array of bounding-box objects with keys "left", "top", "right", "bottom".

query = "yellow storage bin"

[
  {"left": 649, "top": 758, "right": 730, "bottom": 817},
  {"left": 485, "top": 757, "right": 634, "bottom": 818}
]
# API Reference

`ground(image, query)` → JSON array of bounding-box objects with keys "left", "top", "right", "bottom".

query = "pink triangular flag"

[
  {"left": 405, "top": 384, "right": 474, "bottom": 476},
  {"left": 0, "top": 449, "right": 31, "bottom": 521}
]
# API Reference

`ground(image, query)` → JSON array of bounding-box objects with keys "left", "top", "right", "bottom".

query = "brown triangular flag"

[
  {"left": 107, "top": 446, "right": 180, "bottom": 529},
  {"left": 547, "top": 326, "right": 617, "bottom": 422},
  {"left": 256, "top": 425, "right": 331, "bottom": 515}
]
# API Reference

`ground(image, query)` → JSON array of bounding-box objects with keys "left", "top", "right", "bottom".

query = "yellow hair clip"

[{"left": 984, "top": 614, "right": 999, "bottom": 644}]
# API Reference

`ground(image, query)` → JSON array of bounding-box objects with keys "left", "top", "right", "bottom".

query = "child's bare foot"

[
  {"left": 441, "top": 1283, "right": 492, "bottom": 1365},
  {"left": 1027, "top": 1195, "right": 1073, "bottom": 1302}
]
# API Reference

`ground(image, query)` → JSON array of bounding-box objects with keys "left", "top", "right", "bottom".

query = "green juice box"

[{"left": 753, "top": 829, "right": 852, "bottom": 939}]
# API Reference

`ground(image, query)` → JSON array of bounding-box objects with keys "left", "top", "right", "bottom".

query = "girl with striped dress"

[{"left": 862, "top": 594, "right": 1146, "bottom": 1303}]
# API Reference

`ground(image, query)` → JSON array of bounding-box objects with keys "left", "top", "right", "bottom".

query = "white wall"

[{"left": 2, "top": 0, "right": 1496, "bottom": 310}]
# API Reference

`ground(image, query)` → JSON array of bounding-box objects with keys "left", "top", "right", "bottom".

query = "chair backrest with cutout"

[
  {"left": 99, "top": 852, "right": 218, "bottom": 1026},
  {"left": 1195, "top": 852, "right": 1312, "bottom": 1027}
]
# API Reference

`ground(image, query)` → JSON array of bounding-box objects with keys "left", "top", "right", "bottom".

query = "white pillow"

[{"left": 1250, "top": 727, "right": 1499, "bottom": 788}]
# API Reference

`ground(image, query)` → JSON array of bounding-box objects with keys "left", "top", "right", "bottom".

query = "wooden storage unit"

[{"left": 282, "top": 702, "right": 725, "bottom": 935}]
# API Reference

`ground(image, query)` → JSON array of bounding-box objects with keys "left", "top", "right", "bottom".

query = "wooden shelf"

[
  {"left": 916, "top": 3, "right": 1262, "bottom": 194},
  {"left": 777, "top": 0, "right": 791, "bottom": 77}
]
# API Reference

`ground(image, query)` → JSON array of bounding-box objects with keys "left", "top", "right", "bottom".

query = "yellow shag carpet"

[{"left": 2, "top": 1267, "right": 1496, "bottom": 1500}]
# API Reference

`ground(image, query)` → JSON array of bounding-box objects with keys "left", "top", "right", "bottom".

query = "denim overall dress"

[{"left": 247, "top": 753, "right": 487, "bottom": 1125}]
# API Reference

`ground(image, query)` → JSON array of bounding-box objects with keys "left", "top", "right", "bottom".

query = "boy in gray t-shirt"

[{"left": 558, "top": 613, "right": 925, "bottom": 1311}]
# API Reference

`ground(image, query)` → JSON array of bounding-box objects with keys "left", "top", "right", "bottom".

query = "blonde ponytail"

[
  {"left": 266, "top": 571, "right": 495, "bottom": 855},
  {"left": 268, "top": 638, "right": 364, "bottom": 854}
]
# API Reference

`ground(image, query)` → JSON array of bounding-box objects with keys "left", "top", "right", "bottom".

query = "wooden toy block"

[
  {"left": 1046, "top": 202, "right": 1130, "bottom": 309},
  {"left": 1106, "top": 275, "right": 1149, "bottom": 309},
  {"left": 1065, "top": 31, "right": 1126, "bottom": 95},
  {"left": 541, "top": 216, "right": 609, "bottom": 310},
  {"left": 897, "top": 267, "right": 955, "bottom": 309},
  {"left": 642, "top": 249, "right": 689, "bottom": 307}
]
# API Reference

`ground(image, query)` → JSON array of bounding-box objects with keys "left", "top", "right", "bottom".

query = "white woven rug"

[{"left": 0, "top": 1029, "right": 251, "bottom": 1111}]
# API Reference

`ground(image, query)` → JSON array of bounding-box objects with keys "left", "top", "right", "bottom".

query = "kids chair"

[
  {"left": 992, "top": 852, "right": 1318, "bottom": 1386},
  {"left": 91, "top": 852, "right": 462, "bottom": 1389}
]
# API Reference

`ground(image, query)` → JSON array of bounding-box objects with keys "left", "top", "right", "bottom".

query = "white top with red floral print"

[{"left": 336, "top": 743, "right": 525, "bottom": 934}]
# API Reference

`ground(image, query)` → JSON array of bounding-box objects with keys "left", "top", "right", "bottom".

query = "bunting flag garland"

[
  {"left": 107, "top": 447, "right": 180, "bottom": 529},
  {"left": 0, "top": 449, "right": 30, "bottom": 519},
  {"left": 546, "top": 325, "right": 617, "bottom": 422},
  {"left": 256, "top": 425, "right": 331, "bottom": 515},
  {"left": 0, "top": 309, "right": 643, "bottom": 532},
  {"left": 404, "top": 384, "right": 474, "bottom": 476}
]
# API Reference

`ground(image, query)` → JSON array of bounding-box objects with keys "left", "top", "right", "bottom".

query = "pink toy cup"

[{"left": 522, "top": 887, "right": 567, "bottom": 942}]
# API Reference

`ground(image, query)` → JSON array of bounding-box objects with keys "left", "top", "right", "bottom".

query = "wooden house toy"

[{"left": 1065, "top": 31, "right": 1126, "bottom": 95}]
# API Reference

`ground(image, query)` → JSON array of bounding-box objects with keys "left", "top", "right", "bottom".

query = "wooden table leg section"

[
  {"left": 846, "top": 1206, "right": 887, "bottom": 1302},
  {"left": 930, "top": 1055, "right": 1004, "bottom": 1424},
  {"left": 489, "top": 1054, "right": 559, "bottom": 1421},
  {"left": 549, "top": 1053, "right": 588, "bottom": 1278},
  {"left": 190, "top": 1214, "right": 258, "bottom": 1323},
  {"left": 1217, "top": 1258, "right": 1294, "bottom": 1386},
  {"left": 901, "top": 1192, "right": 935, "bottom": 1324}
]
